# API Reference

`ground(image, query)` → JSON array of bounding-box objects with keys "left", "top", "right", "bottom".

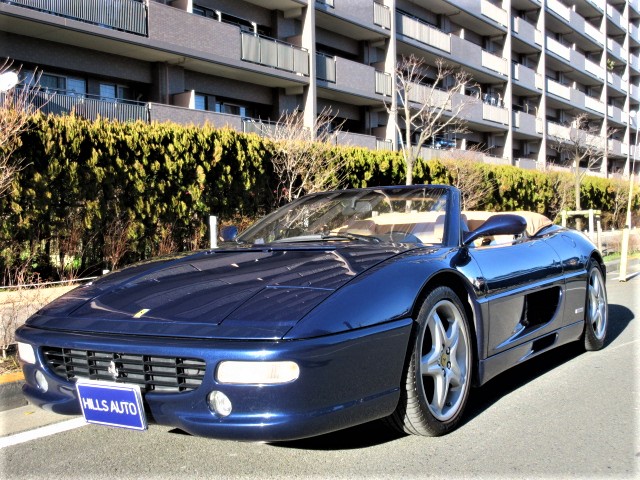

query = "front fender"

[{"left": 284, "top": 247, "right": 482, "bottom": 340}]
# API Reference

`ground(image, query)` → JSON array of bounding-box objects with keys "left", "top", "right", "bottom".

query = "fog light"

[
  {"left": 35, "top": 371, "right": 48, "bottom": 392},
  {"left": 18, "top": 342, "right": 35, "bottom": 364},
  {"left": 207, "top": 390, "right": 232, "bottom": 417}
]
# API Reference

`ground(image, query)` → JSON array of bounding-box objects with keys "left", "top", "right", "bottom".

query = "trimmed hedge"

[{"left": 1, "top": 113, "right": 638, "bottom": 284}]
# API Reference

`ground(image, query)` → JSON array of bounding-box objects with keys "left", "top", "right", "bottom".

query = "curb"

[{"left": 0, "top": 376, "right": 26, "bottom": 412}]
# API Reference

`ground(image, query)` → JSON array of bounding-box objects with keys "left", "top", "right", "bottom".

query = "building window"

[{"left": 100, "top": 83, "right": 130, "bottom": 102}]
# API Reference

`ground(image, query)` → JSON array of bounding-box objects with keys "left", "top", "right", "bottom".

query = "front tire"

[
  {"left": 389, "top": 286, "right": 473, "bottom": 436},
  {"left": 583, "top": 260, "right": 608, "bottom": 351}
]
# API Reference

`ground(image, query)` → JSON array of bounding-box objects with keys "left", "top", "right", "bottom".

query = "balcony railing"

[
  {"left": 547, "top": 78, "right": 571, "bottom": 100},
  {"left": 2, "top": 0, "right": 148, "bottom": 36},
  {"left": 585, "top": 59, "right": 604, "bottom": 80},
  {"left": 23, "top": 89, "right": 149, "bottom": 122},
  {"left": 482, "top": 104, "right": 508, "bottom": 124},
  {"left": 241, "top": 32, "right": 309, "bottom": 76},
  {"left": 546, "top": 36, "right": 571, "bottom": 61},
  {"left": 375, "top": 71, "right": 392, "bottom": 96},
  {"left": 373, "top": 2, "right": 391, "bottom": 30},
  {"left": 480, "top": 0, "right": 508, "bottom": 27},
  {"left": 316, "top": 52, "right": 336, "bottom": 82},
  {"left": 547, "top": 0, "right": 570, "bottom": 21},
  {"left": 584, "top": 21, "right": 604, "bottom": 46},
  {"left": 585, "top": 96, "right": 605, "bottom": 115},
  {"left": 607, "top": 38, "right": 627, "bottom": 61},
  {"left": 481, "top": 51, "right": 508, "bottom": 76},
  {"left": 397, "top": 12, "right": 451, "bottom": 53},
  {"left": 407, "top": 83, "right": 451, "bottom": 110}
]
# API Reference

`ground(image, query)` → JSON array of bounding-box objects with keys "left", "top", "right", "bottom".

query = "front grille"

[{"left": 43, "top": 347, "right": 206, "bottom": 393}]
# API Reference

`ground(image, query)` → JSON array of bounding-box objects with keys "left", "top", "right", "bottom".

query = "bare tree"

[
  {"left": 103, "top": 216, "right": 134, "bottom": 270},
  {"left": 548, "top": 113, "right": 615, "bottom": 219},
  {"left": 545, "top": 171, "right": 574, "bottom": 223},
  {"left": 0, "top": 59, "right": 41, "bottom": 197},
  {"left": 259, "top": 108, "right": 348, "bottom": 204},
  {"left": 386, "top": 55, "right": 476, "bottom": 185},
  {"left": 441, "top": 149, "right": 495, "bottom": 211}
]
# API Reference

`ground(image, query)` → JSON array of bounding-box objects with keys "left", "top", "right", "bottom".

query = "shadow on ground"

[{"left": 272, "top": 302, "right": 634, "bottom": 451}]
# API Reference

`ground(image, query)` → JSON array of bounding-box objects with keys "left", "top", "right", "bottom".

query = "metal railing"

[
  {"left": 241, "top": 32, "right": 309, "bottom": 76},
  {"left": 316, "top": 52, "right": 336, "bottom": 82},
  {"left": 2, "top": 0, "right": 148, "bottom": 36},
  {"left": 373, "top": 2, "right": 391, "bottom": 30},
  {"left": 375, "top": 71, "right": 392, "bottom": 96},
  {"left": 397, "top": 12, "right": 451, "bottom": 53},
  {"left": 26, "top": 89, "right": 149, "bottom": 122}
]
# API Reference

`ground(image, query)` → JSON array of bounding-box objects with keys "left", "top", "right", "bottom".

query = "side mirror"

[
  {"left": 220, "top": 225, "right": 238, "bottom": 242},
  {"left": 463, "top": 214, "right": 527, "bottom": 246}
]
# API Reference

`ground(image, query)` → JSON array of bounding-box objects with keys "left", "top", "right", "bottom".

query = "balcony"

[
  {"left": 241, "top": 32, "right": 309, "bottom": 76},
  {"left": 316, "top": 53, "right": 336, "bottom": 82},
  {"left": 316, "top": 0, "right": 391, "bottom": 36},
  {"left": 606, "top": 71, "right": 626, "bottom": 93},
  {"left": 397, "top": 12, "right": 451, "bottom": 53},
  {"left": 547, "top": 0, "right": 570, "bottom": 21},
  {"left": 585, "top": 96, "right": 605, "bottom": 115},
  {"left": 607, "top": 104, "right": 623, "bottom": 124},
  {"left": 584, "top": 21, "right": 604, "bottom": 46},
  {"left": 512, "top": 63, "right": 543, "bottom": 92},
  {"left": 607, "top": 38, "right": 627, "bottom": 63},
  {"left": 1, "top": 0, "right": 148, "bottom": 36},
  {"left": 631, "top": 24, "right": 640, "bottom": 44},
  {"left": 513, "top": 111, "right": 543, "bottom": 137},
  {"left": 316, "top": 55, "right": 387, "bottom": 101},
  {"left": 547, "top": 78, "right": 571, "bottom": 100},
  {"left": 512, "top": 17, "right": 542, "bottom": 48},
  {"left": 407, "top": 83, "right": 452, "bottom": 110},
  {"left": 375, "top": 71, "right": 392, "bottom": 96},
  {"left": 585, "top": 59, "right": 604, "bottom": 80},
  {"left": 546, "top": 36, "right": 570, "bottom": 61},
  {"left": 481, "top": 50, "right": 508, "bottom": 76},
  {"left": 448, "top": 36, "right": 507, "bottom": 77},
  {"left": 482, "top": 104, "right": 508, "bottom": 124},
  {"left": 608, "top": 138, "right": 623, "bottom": 156},
  {"left": 373, "top": 2, "right": 391, "bottom": 30},
  {"left": 17, "top": 88, "right": 147, "bottom": 122},
  {"left": 480, "top": 0, "right": 508, "bottom": 27},
  {"left": 606, "top": 4, "right": 626, "bottom": 32},
  {"left": 547, "top": 121, "right": 570, "bottom": 140},
  {"left": 631, "top": 84, "right": 640, "bottom": 101}
]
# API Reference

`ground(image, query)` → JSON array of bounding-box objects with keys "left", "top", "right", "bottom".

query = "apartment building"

[{"left": 1, "top": 0, "right": 638, "bottom": 178}]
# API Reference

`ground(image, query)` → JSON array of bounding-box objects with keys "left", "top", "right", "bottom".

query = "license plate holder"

[{"left": 76, "top": 380, "right": 147, "bottom": 431}]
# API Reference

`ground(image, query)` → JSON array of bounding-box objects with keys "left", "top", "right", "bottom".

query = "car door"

[{"left": 469, "top": 234, "right": 564, "bottom": 358}]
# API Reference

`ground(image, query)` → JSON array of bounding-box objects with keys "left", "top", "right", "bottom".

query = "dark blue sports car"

[{"left": 16, "top": 185, "right": 608, "bottom": 440}]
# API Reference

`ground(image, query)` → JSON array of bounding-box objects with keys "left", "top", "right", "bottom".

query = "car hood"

[{"left": 26, "top": 245, "right": 409, "bottom": 340}]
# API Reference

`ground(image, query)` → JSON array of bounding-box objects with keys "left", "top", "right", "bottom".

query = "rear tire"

[
  {"left": 388, "top": 286, "right": 472, "bottom": 436},
  {"left": 583, "top": 260, "right": 608, "bottom": 351}
]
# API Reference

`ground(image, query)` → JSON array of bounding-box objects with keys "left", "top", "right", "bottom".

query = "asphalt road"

[{"left": 1, "top": 275, "right": 638, "bottom": 479}]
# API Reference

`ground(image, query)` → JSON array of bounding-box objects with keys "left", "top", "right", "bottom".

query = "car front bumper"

[{"left": 16, "top": 319, "right": 411, "bottom": 442}]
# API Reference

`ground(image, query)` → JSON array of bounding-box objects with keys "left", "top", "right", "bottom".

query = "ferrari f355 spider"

[{"left": 16, "top": 185, "right": 608, "bottom": 440}]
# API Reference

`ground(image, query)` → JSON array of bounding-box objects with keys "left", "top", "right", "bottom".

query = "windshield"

[{"left": 237, "top": 186, "right": 449, "bottom": 245}]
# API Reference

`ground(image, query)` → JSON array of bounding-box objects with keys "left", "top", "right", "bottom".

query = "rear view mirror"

[
  {"left": 220, "top": 225, "right": 238, "bottom": 242},
  {"left": 463, "top": 214, "right": 526, "bottom": 246}
]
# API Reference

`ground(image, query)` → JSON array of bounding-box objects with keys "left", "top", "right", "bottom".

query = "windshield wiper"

[{"left": 320, "top": 233, "right": 381, "bottom": 243}]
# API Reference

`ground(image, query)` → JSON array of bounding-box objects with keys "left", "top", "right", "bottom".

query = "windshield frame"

[{"left": 236, "top": 185, "right": 460, "bottom": 247}]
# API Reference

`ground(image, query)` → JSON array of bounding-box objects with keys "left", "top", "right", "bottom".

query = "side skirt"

[{"left": 476, "top": 321, "right": 584, "bottom": 386}]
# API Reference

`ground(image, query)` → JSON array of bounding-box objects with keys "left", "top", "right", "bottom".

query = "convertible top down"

[{"left": 17, "top": 185, "right": 608, "bottom": 440}]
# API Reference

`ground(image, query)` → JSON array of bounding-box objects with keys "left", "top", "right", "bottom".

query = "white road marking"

[{"left": 0, "top": 418, "right": 87, "bottom": 449}]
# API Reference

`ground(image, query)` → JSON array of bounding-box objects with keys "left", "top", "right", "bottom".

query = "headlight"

[
  {"left": 216, "top": 361, "right": 300, "bottom": 385},
  {"left": 17, "top": 342, "right": 36, "bottom": 364}
]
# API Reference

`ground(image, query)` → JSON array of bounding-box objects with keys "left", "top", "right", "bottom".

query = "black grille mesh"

[{"left": 43, "top": 347, "right": 206, "bottom": 393}]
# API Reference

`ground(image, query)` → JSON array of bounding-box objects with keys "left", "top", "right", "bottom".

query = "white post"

[{"left": 209, "top": 215, "right": 218, "bottom": 249}]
